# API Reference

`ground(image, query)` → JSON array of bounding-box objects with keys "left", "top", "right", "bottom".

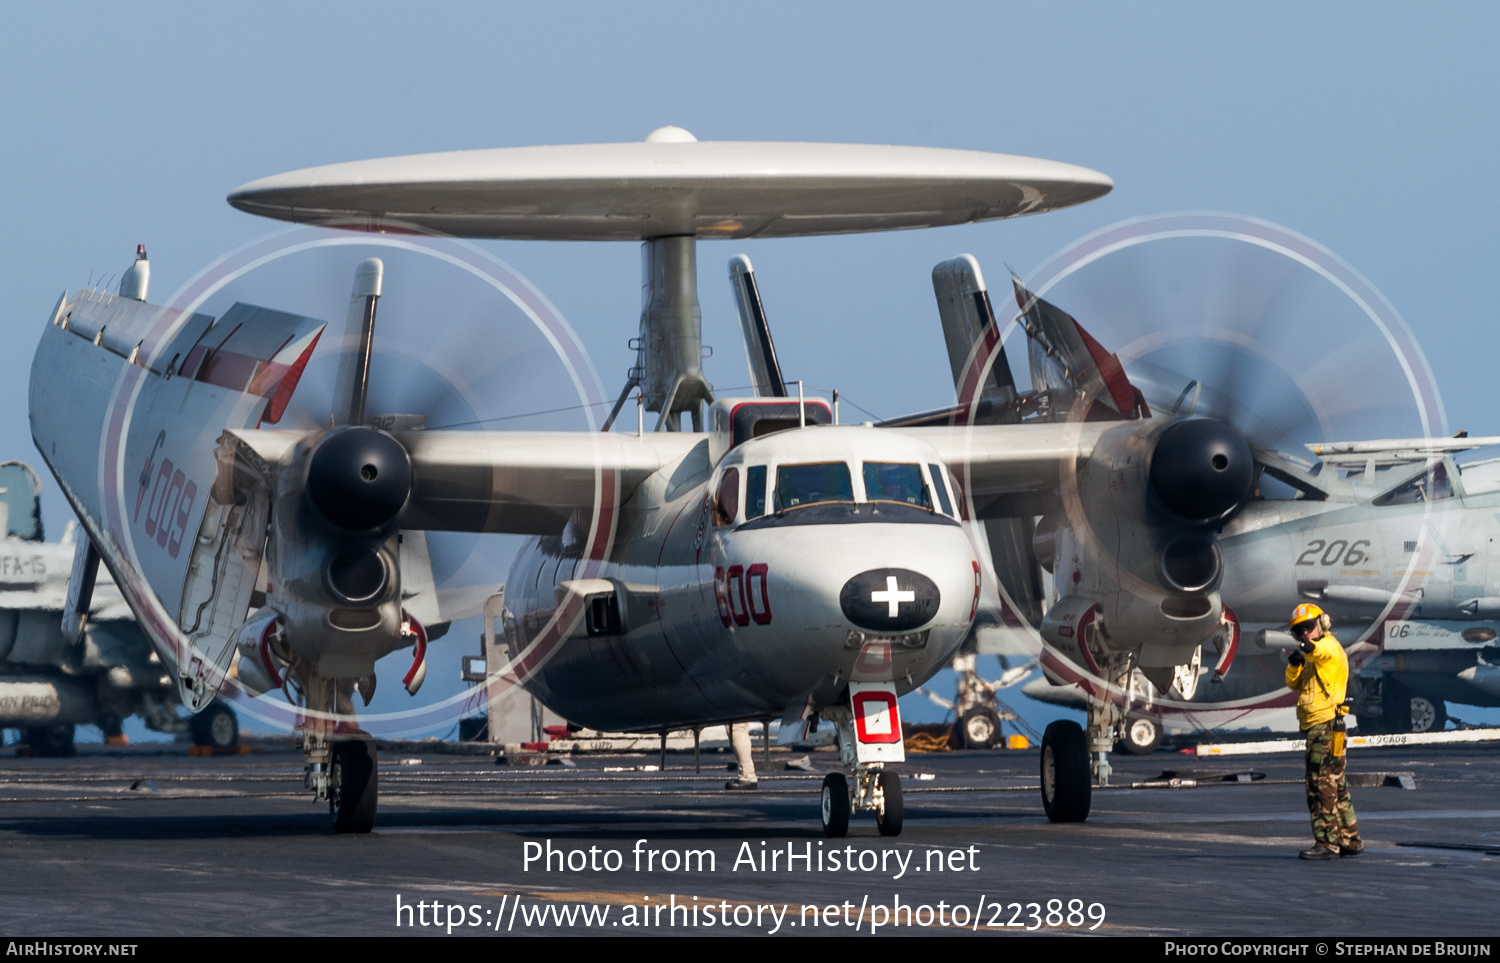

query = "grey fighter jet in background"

[{"left": 0, "top": 458, "right": 240, "bottom": 755}]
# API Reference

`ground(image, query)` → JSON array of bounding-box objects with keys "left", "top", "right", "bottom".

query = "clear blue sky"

[{"left": 3, "top": 2, "right": 1497, "bottom": 739}]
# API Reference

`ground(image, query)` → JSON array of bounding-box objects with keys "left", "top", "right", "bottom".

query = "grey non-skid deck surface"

[{"left": 0, "top": 743, "right": 1494, "bottom": 937}]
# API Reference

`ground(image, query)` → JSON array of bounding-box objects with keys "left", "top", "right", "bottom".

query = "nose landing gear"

[
  {"left": 819, "top": 681, "right": 907, "bottom": 838},
  {"left": 820, "top": 773, "right": 850, "bottom": 837}
]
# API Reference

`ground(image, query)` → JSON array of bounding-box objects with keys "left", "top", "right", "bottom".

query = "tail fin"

[
  {"left": 728, "top": 255, "right": 786, "bottom": 397},
  {"left": 1012, "top": 278, "right": 1148, "bottom": 421},
  {"left": 931, "top": 257, "right": 1042, "bottom": 625},
  {"left": 932, "top": 255, "right": 1019, "bottom": 423}
]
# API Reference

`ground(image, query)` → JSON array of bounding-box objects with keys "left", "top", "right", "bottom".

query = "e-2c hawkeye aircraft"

[{"left": 32, "top": 128, "right": 1281, "bottom": 835}]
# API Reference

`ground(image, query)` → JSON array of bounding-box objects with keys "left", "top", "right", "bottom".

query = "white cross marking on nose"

[{"left": 870, "top": 576, "right": 915, "bottom": 618}]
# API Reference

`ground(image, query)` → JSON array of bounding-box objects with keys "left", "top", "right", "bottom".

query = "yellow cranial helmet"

[{"left": 1290, "top": 602, "right": 1331, "bottom": 633}]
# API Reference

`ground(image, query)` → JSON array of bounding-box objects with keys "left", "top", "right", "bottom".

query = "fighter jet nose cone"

[
  {"left": 840, "top": 569, "right": 941, "bottom": 631},
  {"left": 306, "top": 427, "right": 412, "bottom": 532},
  {"left": 1150, "top": 418, "right": 1253, "bottom": 523}
]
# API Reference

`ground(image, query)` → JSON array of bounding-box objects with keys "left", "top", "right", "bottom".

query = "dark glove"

[{"left": 1288, "top": 651, "right": 1306, "bottom": 667}]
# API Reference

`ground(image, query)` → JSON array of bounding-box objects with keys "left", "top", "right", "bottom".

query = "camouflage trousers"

[{"left": 1304, "top": 720, "right": 1361, "bottom": 851}]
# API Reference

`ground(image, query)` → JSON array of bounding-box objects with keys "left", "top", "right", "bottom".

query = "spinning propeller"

[
  {"left": 1029, "top": 222, "right": 1438, "bottom": 459},
  {"left": 1004, "top": 214, "right": 1440, "bottom": 701},
  {"left": 186, "top": 236, "right": 600, "bottom": 728}
]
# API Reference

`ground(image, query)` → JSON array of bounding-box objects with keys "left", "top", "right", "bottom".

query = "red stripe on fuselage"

[{"left": 954, "top": 323, "right": 1003, "bottom": 426}]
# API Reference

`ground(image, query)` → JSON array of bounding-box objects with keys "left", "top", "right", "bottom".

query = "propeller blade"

[
  {"left": 1029, "top": 234, "right": 1433, "bottom": 453},
  {"left": 331, "top": 258, "right": 383, "bottom": 427}
]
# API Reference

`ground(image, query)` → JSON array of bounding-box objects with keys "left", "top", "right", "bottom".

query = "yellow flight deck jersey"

[{"left": 1285, "top": 632, "right": 1349, "bottom": 730}]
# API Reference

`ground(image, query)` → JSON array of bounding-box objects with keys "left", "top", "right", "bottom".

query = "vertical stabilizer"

[
  {"left": 930, "top": 257, "right": 1040, "bottom": 625},
  {"left": 1012, "top": 278, "right": 1145, "bottom": 420},
  {"left": 729, "top": 255, "right": 786, "bottom": 397},
  {"left": 932, "top": 255, "right": 1017, "bottom": 420}
]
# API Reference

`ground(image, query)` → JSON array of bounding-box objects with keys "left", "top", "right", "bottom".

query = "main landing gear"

[
  {"left": 819, "top": 685, "right": 906, "bottom": 838},
  {"left": 1040, "top": 655, "right": 1134, "bottom": 823},
  {"left": 1040, "top": 720, "right": 1090, "bottom": 821},
  {"left": 306, "top": 729, "right": 380, "bottom": 834},
  {"left": 299, "top": 676, "right": 380, "bottom": 834}
]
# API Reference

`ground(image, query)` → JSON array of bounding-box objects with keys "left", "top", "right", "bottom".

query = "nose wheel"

[
  {"left": 821, "top": 773, "right": 850, "bottom": 837},
  {"left": 820, "top": 768, "right": 903, "bottom": 837},
  {"left": 875, "top": 769, "right": 904, "bottom": 836},
  {"left": 820, "top": 696, "right": 907, "bottom": 837}
]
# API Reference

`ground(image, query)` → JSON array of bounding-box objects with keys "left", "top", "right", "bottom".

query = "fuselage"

[
  {"left": 1221, "top": 459, "right": 1500, "bottom": 630},
  {"left": 503, "top": 425, "right": 982, "bottom": 731}
]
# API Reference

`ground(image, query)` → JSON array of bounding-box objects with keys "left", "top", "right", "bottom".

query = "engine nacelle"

[
  {"left": 261, "top": 430, "right": 410, "bottom": 679},
  {"left": 1043, "top": 415, "right": 1247, "bottom": 669}
]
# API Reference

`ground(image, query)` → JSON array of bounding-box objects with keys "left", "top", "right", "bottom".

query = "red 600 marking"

[
  {"left": 137, "top": 455, "right": 197, "bottom": 560},
  {"left": 714, "top": 564, "right": 773, "bottom": 627}
]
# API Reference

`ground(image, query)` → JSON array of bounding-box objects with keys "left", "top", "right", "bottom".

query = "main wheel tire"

[
  {"left": 26, "top": 724, "right": 75, "bottom": 758},
  {"left": 875, "top": 770, "right": 904, "bottom": 837},
  {"left": 1040, "top": 720, "right": 1091, "bottom": 822},
  {"left": 1409, "top": 695, "right": 1446, "bottom": 734},
  {"left": 189, "top": 702, "right": 239, "bottom": 749},
  {"left": 821, "top": 772, "right": 850, "bottom": 838},
  {"left": 1382, "top": 676, "right": 1413, "bottom": 732},
  {"left": 1117, "top": 716, "right": 1162, "bottom": 755},
  {"left": 959, "top": 708, "right": 1000, "bottom": 749},
  {"left": 330, "top": 740, "right": 379, "bottom": 834}
]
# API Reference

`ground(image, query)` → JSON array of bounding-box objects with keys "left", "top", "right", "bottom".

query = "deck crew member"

[
  {"left": 725, "top": 722, "right": 758, "bottom": 790},
  {"left": 1285, "top": 603, "right": 1363, "bottom": 859}
]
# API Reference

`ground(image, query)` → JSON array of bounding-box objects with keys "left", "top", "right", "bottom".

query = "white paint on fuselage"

[{"left": 506, "top": 426, "right": 980, "bottom": 731}]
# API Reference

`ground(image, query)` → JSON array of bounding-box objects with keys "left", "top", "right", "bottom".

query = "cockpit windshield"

[
  {"left": 863, "top": 462, "right": 926, "bottom": 505},
  {"left": 776, "top": 462, "right": 854, "bottom": 509},
  {"left": 1372, "top": 462, "right": 1455, "bottom": 507}
]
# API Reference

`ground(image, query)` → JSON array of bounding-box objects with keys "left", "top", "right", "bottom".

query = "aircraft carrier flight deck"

[{"left": 0, "top": 740, "right": 1495, "bottom": 938}]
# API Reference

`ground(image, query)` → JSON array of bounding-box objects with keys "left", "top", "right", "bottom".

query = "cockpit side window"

[
  {"left": 1372, "top": 462, "right": 1455, "bottom": 507},
  {"left": 927, "top": 463, "right": 954, "bottom": 516},
  {"left": 776, "top": 462, "right": 854, "bottom": 509},
  {"left": 714, "top": 468, "right": 740, "bottom": 526},
  {"left": 745, "top": 465, "right": 768, "bottom": 520},
  {"left": 863, "top": 462, "right": 926, "bottom": 506}
]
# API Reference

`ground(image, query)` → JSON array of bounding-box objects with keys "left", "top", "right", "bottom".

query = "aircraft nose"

[{"left": 839, "top": 568, "right": 941, "bottom": 631}]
